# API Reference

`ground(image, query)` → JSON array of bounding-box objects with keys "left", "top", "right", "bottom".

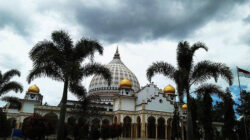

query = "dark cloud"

[
  {"left": 72, "top": 0, "right": 246, "bottom": 43},
  {"left": 0, "top": 8, "right": 30, "bottom": 36},
  {"left": 243, "top": 15, "right": 250, "bottom": 23},
  {"left": 0, "top": 0, "right": 247, "bottom": 43}
]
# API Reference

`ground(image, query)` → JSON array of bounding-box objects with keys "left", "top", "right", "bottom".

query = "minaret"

[{"left": 113, "top": 46, "right": 120, "bottom": 59}]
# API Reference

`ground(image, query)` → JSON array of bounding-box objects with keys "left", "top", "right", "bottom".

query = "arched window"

[
  {"left": 137, "top": 116, "right": 141, "bottom": 138},
  {"left": 147, "top": 116, "right": 156, "bottom": 138},
  {"left": 123, "top": 116, "right": 132, "bottom": 138},
  {"left": 157, "top": 117, "right": 165, "bottom": 139}
]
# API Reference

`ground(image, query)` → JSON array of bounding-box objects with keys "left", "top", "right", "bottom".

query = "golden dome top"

[
  {"left": 182, "top": 104, "right": 187, "bottom": 110},
  {"left": 163, "top": 84, "right": 175, "bottom": 94},
  {"left": 28, "top": 85, "right": 40, "bottom": 93},
  {"left": 119, "top": 78, "right": 132, "bottom": 88}
]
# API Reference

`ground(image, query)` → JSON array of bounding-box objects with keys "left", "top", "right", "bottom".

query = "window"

[{"left": 159, "top": 99, "right": 163, "bottom": 103}]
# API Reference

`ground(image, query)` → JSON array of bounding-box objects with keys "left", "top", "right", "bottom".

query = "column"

[
  {"left": 156, "top": 123, "right": 158, "bottom": 139},
  {"left": 181, "top": 122, "right": 185, "bottom": 140},
  {"left": 165, "top": 125, "right": 168, "bottom": 139},
  {"left": 141, "top": 114, "right": 146, "bottom": 138}
]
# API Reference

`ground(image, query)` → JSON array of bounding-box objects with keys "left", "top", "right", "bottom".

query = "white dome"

[{"left": 88, "top": 48, "right": 140, "bottom": 95}]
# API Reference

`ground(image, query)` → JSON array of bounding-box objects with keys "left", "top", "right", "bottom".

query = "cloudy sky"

[{"left": 0, "top": 0, "right": 249, "bottom": 106}]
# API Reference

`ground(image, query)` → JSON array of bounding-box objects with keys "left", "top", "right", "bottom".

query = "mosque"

[{"left": 4, "top": 48, "right": 222, "bottom": 139}]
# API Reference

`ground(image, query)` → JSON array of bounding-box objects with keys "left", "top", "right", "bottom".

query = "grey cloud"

[
  {"left": 243, "top": 15, "right": 250, "bottom": 23},
  {"left": 0, "top": 8, "right": 31, "bottom": 36},
  {"left": 72, "top": 0, "right": 246, "bottom": 43},
  {"left": 0, "top": 54, "right": 22, "bottom": 70}
]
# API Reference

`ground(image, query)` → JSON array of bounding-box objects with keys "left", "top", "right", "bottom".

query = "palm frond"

[
  {"left": 146, "top": 61, "right": 176, "bottom": 82},
  {"left": 190, "top": 42, "right": 208, "bottom": 55},
  {"left": 191, "top": 60, "right": 233, "bottom": 86},
  {"left": 73, "top": 38, "right": 103, "bottom": 62},
  {"left": 0, "top": 81, "right": 23, "bottom": 96},
  {"left": 194, "top": 83, "right": 224, "bottom": 98},
  {"left": 27, "top": 65, "right": 63, "bottom": 83},
  {"left": 30, "top": 40, "right": 64, "bottom": 67},
  {"left": 69, "top": 82, "right": 87, "bottom": 98},
  {"left": 176, "top": 41, "right": 192, "bottom": 70},
  {"left": 51, "top": 30, "right": 73, "bottom": 51},
  {"left": 1, "top": 96, "right": 22, "bottom": 110},
  {"left": 81, "top": 63, "right": 112, "bottom": 85},
  {"left": 2, "top": 69, "right": 21, "bottom": 82}
]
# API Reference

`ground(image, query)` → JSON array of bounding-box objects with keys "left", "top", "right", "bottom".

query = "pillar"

[
  {"left": 165, "top": 125, "right": 168, "bottom": 139},
  {"left": 118, "top": 114, "right": 121, "bottom": 124},
  {"left": 156, "top": 123, "right": 158, "bottom": 139},
  {"left": 181, "top": 122, "right": 185, "bottom": 140},
  {"left": 141, "top": 114, "right": 146, "bottom": 138}
]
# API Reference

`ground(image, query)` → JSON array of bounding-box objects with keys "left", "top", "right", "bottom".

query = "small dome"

[
  {"left": 120, "top": 78, "right": 132, "bottom": 88},
  {"left": 28, "top": 85, "right": 40, "bottom": 93},
  {"left": 163, "top": 84, "right": 175, "bottom": 94},
  {"left": 182, "top": 104, "right": 187, "bottom": 110}
]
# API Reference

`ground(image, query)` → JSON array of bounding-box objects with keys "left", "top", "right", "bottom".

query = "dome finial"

[{"left": 113, "top": 46, "right": 120, "bottom": 59}]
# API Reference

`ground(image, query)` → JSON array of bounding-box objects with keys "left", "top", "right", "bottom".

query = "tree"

[
  {"left": 27, "top": 30, "right": 112, "bottom": 140},
  {"left": 171, "top": 105, "right": 181, "bottom": 140},
  {"left": 222, "top": 88, "right": 236, "bottom": 140},
  {"left": 212, "top": 101, "right": 224, "bottom": 122},
  {"left": 0, "top": 69, "right": 23, "bottom": 110},
  {"left": 0, "top": 109, "right": 11, "bottom": 138},
  {"left": 22, "top": 113, "right": 54, "bottom": 140},
  {"left": 195, "top": 84, "right": 224, "bottom": 140},
  {"left": 236, "top": 90, "right": 250, "bottom": 139},
  {"left": 146, "top": 41, "right": 233, "bottom": 140}
]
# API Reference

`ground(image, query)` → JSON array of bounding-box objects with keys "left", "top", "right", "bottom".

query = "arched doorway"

[
  {"left": 123, "top": 116, "right": 132, "bottom": 138},
  {"left": 137, "top": 116, "right": 141, "bottom": 138},
  {"left": 157, "top": 117, "right": 165, "bottom": 139},
  {"left": 78, "top": 117, "right": 86, "bottom": 125},
  {"left": 167, "top": 118, "right": 172, "bottom": 139},
  {"left": 102, "top": 119, "right": 110, "bottom": 126},
  {"left": 92, "top": 118, "right": 100, "bottom": 129},
  {"left": 147, "top": 116, "right": 156, "bottom": 138},
  {"left": 67, "top": 116, "right": 76, "bottom": 126},
  {"left": 114, "top": 116, "right": 117, "bottom": 124}
]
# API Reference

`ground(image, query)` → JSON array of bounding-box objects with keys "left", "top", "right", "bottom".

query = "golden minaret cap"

[
  {"left": 163, "top": 84, "right": 175, "bottom": 94},
  {"left": 28, "top": 84, "right": 40, "bottom": 93},
  {"left": 119, "top": 78, "right": 132, "bottom": 88},
  {"left": 182, "top": 104, "right": 187, "bottom": 110}
]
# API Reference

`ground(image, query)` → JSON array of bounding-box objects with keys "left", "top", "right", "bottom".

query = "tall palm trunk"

[
  {"left": 57, "top": 79, "right": 68, "bottom": 140},
  {"left": 186, "top": 94, "right": 194, "bottom": 140}
]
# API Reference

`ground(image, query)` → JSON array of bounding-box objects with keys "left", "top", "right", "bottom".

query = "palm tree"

[
  {"left": 27, "top": 30, "right": 112, "bottom": 140},
  {"left": 0, "top": 69, "right": 23, "bottom": 110},
  {"left": 194, "top": 84, "right": 224, "bottom": 140},
  {"left": 146, "top": 41, "right": 233, "bottom": 140}
]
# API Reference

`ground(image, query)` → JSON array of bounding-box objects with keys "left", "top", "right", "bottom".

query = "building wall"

[
  {"left": 22, "top": 102, "right": 36, "bottom": 113},
  {"left": 136, "top": 84, "right": 160, "bottom": 105},
  {"left": 121, "top": 97, "right": 135, "bottom": 111},
  {"left": 145, "top": 93, "right": 174, "bottom": 113}
]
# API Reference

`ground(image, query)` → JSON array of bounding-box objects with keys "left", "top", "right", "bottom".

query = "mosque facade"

[{"left": 4, "top": 48, "right": 222, "bottom": 139}]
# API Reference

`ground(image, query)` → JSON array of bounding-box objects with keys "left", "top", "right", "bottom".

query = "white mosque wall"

[
  {"left": 22, "top": 102, "right": 36, "bottom": 113},
  {"left": 113, "top": 98, "right": 119, "bottom": 111},
  {"left": 136, "top": 84, "right": 160, "bottom": 105},
  {"left": 145, "top": 93, "right": 174, "bottom": 113},
  {"left": 7, "top": 109, "right": 19, "bottom": 113},
  {"left": 120, "top": 97, "right": 135, "bottom": 111},
  {"left": 135, "top": 105, "right": 142, "bottom": 111}
]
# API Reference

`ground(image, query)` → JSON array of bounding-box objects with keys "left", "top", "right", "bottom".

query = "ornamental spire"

[{"left": 113, "top": 46, "right": 120, "bottom": 59}]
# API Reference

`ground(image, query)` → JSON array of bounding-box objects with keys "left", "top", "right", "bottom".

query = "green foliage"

[
  {"left": 236, "top": 90, "right": 250, "bottom": 139},
  {"left": 21, "top": 113, "right": 55, "bottom": 139},
  {"left": 222, "top": 89, "right": 236, "bottom": 139},
  {"left": 0, "top": 69, "right": 23, "bottom": 110},
  {"left": 212, "top": 101, "right": 224, "bottom": 122},
  {"left": 0, "top": 110, "right": 11, "bottom": 138},
  {"left": 171, "top": 105, "right": 181, "bottom": 139}
]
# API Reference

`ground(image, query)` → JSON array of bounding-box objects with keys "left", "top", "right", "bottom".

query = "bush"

[
  {"left": 0, "top": 109, "right": 12, "bottom": 138},
  {"left": 21, "top": 113, "right": 55, "bottom": 139}
]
